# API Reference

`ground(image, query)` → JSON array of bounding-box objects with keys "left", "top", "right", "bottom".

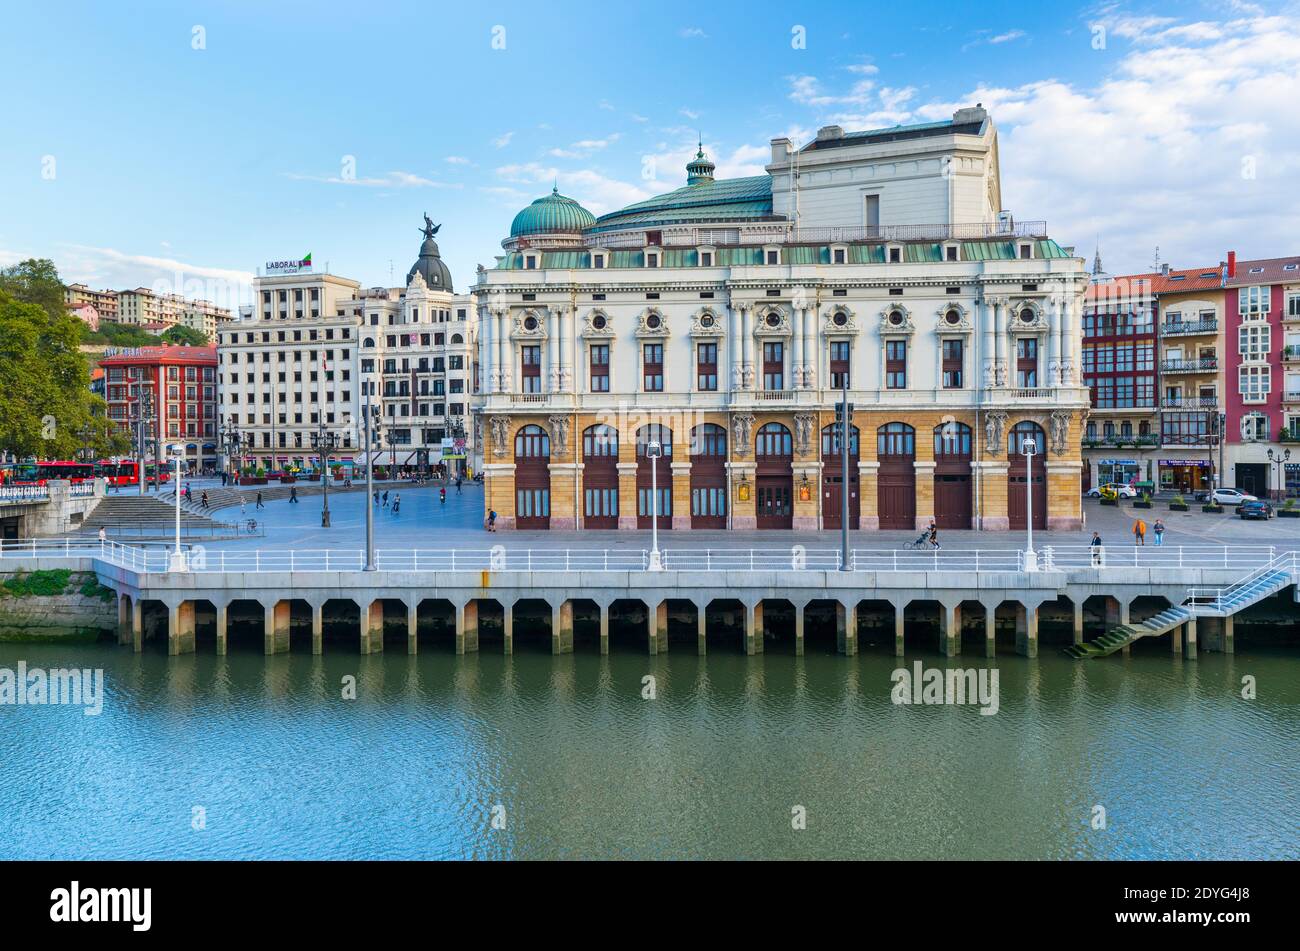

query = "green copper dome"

[{"left": 510, "top": 187, "right": 596, "bottom": 237}]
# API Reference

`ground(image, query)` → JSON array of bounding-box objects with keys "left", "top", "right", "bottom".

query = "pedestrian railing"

[
  {"left": 1, "top": 540, "right": 1292, "bottom": 577},
  {"left": 0, "top": 485, "right": 52, "bottom": 503}
]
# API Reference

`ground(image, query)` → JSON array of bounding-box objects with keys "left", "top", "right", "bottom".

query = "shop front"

[
  {"left": 1160, "top": 458, "right": 1212, "bottom": 494},
  {"left": 1095, "top": 458, "right": 1143, "bottom": 490}
]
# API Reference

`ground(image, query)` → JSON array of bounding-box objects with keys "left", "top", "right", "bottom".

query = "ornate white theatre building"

[{"left": 473, "top": 106, "right": 1090, "bottom": 532}]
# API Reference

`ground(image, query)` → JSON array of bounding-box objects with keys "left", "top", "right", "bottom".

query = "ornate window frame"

[
  {"left": 822, "top": 304, "right": 861, "bottom": 337},
  {"left": 753, "top": 304, "right": 792, "bottom": 338},
  {"left": 635, "top": 308, "right": 671, "bottom": 339},
  {"left": 935, "top": 301, "right": 974, "bottom": 335},
  {"left": 689, "top": 307, "right": 725, "bottom": 338},
  {"left": 580, "top": 308, "right": 615, "bottom": 339},
  {"left": 510, "top": 308, "right": 549, "bottom": 340},
  {"left": 878, "top": 303, "right": 916, "bottom": 336}
]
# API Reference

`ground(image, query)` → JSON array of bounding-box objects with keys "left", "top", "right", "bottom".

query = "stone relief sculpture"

[
  {"left": 731, "top": 413, "right": 756, "bottom": 457},
  {"left": 1050, "top": 411, "right": 1071, "bottom": 456},
  {"left": 490, "top": 416, "right": 511, "bottom": 457},
  {"left": 546, "top": 414, "right": 570, "bottom": 457},
  {"left": 984, "top": 411, "right": 1008, "bottom": 456},
  {"left": 793, "top": 413, "right": 815, "bottom": 456}
]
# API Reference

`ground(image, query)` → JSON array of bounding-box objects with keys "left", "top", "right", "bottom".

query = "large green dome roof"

[{"left": 510, "top": 187, "right": 596, "bottom": 237}]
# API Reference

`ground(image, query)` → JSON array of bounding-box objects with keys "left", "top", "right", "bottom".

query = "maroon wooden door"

[
  {"left": 689, "top": 423, "right": 727, "bottom": 529},
  {"left": 934, "top": 423, "right": 973, "bottom": 530},
  {"left": 877, "top": 423, "right": 916, "bottom": 530},
  {"left": 821, "top": 424, "right": 859, "bottom": 530},
  {"left": 755, "top": 423, "right": 793, "bottom": 529},
  {"left": 1008, "top": 422, "right": 1047, "bottom": 530},
  {"left": 582, "top": 424, "right": 618, "bottom": 530},
  {"left": 514, "top": 424, "right": 550, "bottom": 529}
]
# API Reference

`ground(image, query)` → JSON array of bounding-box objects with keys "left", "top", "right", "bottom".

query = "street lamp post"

[
  {"left": 1267, "top": 447, "right": 1291, "bottom": 502},
  {"left": 310, "top": 425, "right": 340, "bottom": 528},
  {"left": 1022, "top": 436, "right": 1038, "bottom": 571},
  {"left": 167, "top": 443, "right": 187, "bottom": 572},
  {"left": 135, "top": 380, "right": 155, "bottom": 496},
  {"left": 363, "top": 392, "right": 378, "bottom": 571},
  {"left": 647, "top": 439, "right": 663, "bottom": 571}
]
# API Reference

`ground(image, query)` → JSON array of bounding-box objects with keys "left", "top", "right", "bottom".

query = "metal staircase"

[
  {"left": 1186, "top": 552, "right": 1299, "bottom": 617},
  {"left": 1065, "top": 607, "right": 1193, "bottom": 658}
]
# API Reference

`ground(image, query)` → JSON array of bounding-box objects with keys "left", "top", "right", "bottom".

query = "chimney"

[
  {"left": 1161, "top": 263, "right": 1170, "bottom": 277},
  {"left": 1226, "top": 251, "right": 1237, "bottom": 278}
]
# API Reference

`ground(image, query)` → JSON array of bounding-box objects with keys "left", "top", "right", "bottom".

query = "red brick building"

[{"left": 100, "top": 345, "right": 219, "bottom": 473}]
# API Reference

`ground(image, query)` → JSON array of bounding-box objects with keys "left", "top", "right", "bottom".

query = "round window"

[
  {"left": 646, "top": 314, "right": 661, "bottom": 329},
  {"left": 832, "top": 312, "right": 848, "bottom": 327},
  {"left": 523, "top": 315, "right": 538, "bottom": 331},
  {"left": 1020, "top": 308, "right": 1035, "bottom": 323},
  {"left": 592, "top": 314, "right": 607, "bottom": 330},
  {"left": 765, "top": 312, "right": 780, "bottom": 327},
  {"left": 945, "top": 310, "right": 961, "bottom": 325},
  {"left": 700, "top": 314, "right": 714, "bottom": 328},
  {"left": 888, "top": 311, "right": 904, "bottom": 326}
]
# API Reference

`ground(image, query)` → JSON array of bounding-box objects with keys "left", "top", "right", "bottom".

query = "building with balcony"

[
  {"left": 100, "top": 345, "right": 219, "bottom": 473},
  {"left": 473, "top": 108, "right": 1091, "bottom": 532},
  {"left": 1081, "top": 271, "right": 1158, "bottom": 490},
  {"left": 217, "top": 223, "right": 478, "bottom": 474},
  {"left": 1224, "top": 254, "right": 1300, "bottom": 497}
]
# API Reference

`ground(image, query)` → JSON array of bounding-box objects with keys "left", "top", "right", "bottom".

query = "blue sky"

[{"left": 3, "top": 0, "right": 1297, "bottom": 308}]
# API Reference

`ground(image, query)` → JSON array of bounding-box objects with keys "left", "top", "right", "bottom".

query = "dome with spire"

[
  {"left": 406, "top": 216, "right": 454, "bottom": 292},
  {"left": 510, "top": 186, "right": 597, "bottom": 237}
]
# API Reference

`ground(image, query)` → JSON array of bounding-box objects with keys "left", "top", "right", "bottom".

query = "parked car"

[
  {"left": 1209, "top": 487, "right": 1258, "bottom": 506},
  {"left": 1237, "top": 499, "right": 1274, "bottom": 520},
  {"left": 1085, "top": 483, "right": 1138, "bottom": 499}
]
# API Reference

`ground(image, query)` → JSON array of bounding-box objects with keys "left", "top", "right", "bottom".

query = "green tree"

[
  {"left": 0, "top": 258, "right": 66, "bottom": 322},
  {"left": 160, "top": 324, "right": 208, "bottom": 346}
]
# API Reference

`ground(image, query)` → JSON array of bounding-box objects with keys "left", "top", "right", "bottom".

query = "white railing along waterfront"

[
  {"left": 1, "top": 541, "right": 1291, "bottom": 576},
  {"left": 0, "top": 485, "right": 51, "bottom": 503}
]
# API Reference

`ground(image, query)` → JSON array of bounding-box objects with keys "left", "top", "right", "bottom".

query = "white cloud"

[
  {"left": 492, "top": 131, "right": 514, "bottom": 148},
  {"left": 445, "top": 156, "right": 472, "bottom": 165},
  {"left": 283, "top": 170, "right": 460, "bottom": 189},
  {"left": 679, "top": 107, "right": 701, "bottom": 120},
  {"left": 988, "top": 29, "right": 1026, "bottom": 44},
  {"left": 56, "top": 245, "right": 255, "bottom": 308},
  {"left": 547, "top": 134, "right": 622, "bottom": 159},
  {"left": 680, "top": 27, "right": 708, "bottom": 39}
]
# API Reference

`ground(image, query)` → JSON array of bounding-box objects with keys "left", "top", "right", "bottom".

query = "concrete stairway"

[
  {"left": 79, "top": 495, "right": 234, "bottom": 534},
  {"left": 1188, "top": 566, "right": 1295, "bottom": 617},
  {"left": 1064, "top": 606, "right": 1192, "bottom": 659}
]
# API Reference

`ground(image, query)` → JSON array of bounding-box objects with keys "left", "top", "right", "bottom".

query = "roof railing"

[{"left": 583, "top": 221, "right": 1049, "bottom": 249}]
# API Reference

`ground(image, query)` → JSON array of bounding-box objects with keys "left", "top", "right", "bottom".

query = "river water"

[{"left": 1, "top": 640, "right": 1296, "bottom": 860}]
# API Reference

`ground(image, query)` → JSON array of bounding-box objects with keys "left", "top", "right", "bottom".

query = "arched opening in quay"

[
  {"left": 376, "top": 599, "right": 411, "bottom": 649},
  {"left": 472, "top": 599, "right": 506, "bottom": 651},
  {"left": 1081, "top": 595, "right": 1123, "bottom": 644},
  {"left": 705, "top": 598, "right": 747, "bottom": 654},
  {"left": 320, "top": 598, "right": 361, "bottom": 650},
  {"left": 225, "top": 599, "right": 268, "bottom": 652},
  {"left": 662, "top": 599, "right": 700, "bottom": 651},
  {"left": 138, "top": 599, "right": 170, "bottom": 652},
  {"left": 190, "top": 599, "right": 219, "bottom": 652},
  {"left": 511, "top": 599, "right": 555, "bottom": 653},
  {"left": 1036, "top": 596, "right": 1076, "bottom": 647},
  {"left": 607, "top": 599, "right": 650, "bottom": 653},
  {"left": 758, "top": 598, "right": 797, "bottom": 653},
  {"left": 956, "top": 599, "right": 990, "bottom": 652},
  {"left": 564, "top": 599, "right": 602, "bottom": 651},
  {"left": 993, "top": 600, "right": 1024, "bottom": 651},
  {"left": 803, "top": 599, "right": 845, "bottom": 654},
  {"left": 902, "top": 600, "right": 942, "bottom": 654}
]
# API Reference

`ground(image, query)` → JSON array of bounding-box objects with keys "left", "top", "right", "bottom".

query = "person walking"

[
  {"left": 256, "top": 491, "right": 264, "bottom": 510},
  {"left": 382, "top": 490, "right": 389, "bottom": 508},
  {"left": 289, "top": 486, "right": 298, "bottom": 504},
  {"left": 1132, "top": 518, "right": 1146, "bottom": 546},
  {"left": 1153, "top": 519, "right": 1165, "bottom": 547},
  {"left": 487, "top": 509, "right": 497, "bottom": 532},
  {"left": 184, "top": 483, "right": 192, "bottom": 503},
  {"left": 373, "top": 489, "right": 379, "bottom": 506},
  {"left": 1090, "top": 531, "right": 1104, "bottom": 566},
  {"left": 927, "top": 520, "right": 940, "bottom": 550},
  {"left": 392, "top": 493, "right": 401, "bottom": 515},
  {"left": 240, "top": 496, "right": 246, "bottom": 516},
  {"left": 98, "top": 526, "right": 107, "bottom": 544},
  {"left": 439, "top": 486, "right": 446, "bottom": 505},
  {"left": 456, "top": 477, "right": 462, "bottom": 493},
  {"left": 200, "top": 490, "right": 209, "bottom": 508}
]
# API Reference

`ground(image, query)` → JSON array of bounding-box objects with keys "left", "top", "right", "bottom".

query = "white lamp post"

[
  {"left": 167, "top": 443, "right": 187, "bottom": 572},
  {"left": 1022, "top": 436, "right": 1037, "bottom": 572},
  {"left": 647, "top": 439, "right": 663, "bottom": 571}
]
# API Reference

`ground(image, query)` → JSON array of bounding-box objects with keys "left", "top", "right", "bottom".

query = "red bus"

[{"left": 0, "top": 460, "right": 170, "bottom": 487}]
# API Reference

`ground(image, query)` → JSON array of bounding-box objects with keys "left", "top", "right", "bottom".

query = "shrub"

[{"left": 1, "top": 569, "right": 72, "bottom": 597}]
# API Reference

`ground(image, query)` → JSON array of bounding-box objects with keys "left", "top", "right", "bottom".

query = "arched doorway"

[
  {"left": 514, "top": 424, "right": 550, "bottom": 529},
  {"left": 636, "top": 424, "right": 672, "bottom": 530},
  {"left": 934, "top": 422, "right": 973, "bottom": 529},
  {"left": 877, "top": 422, "right": 916, "bottom": 530},
  {"left": 1008, "top": 420, "right": 1047, "bottom": 530},
  {"left": 689, "top": 423, "right": 727, "bottom": 529},
  {"left": 821, "top": 423, "right": 859, "bottom": 529},
  {"left": 755, "top": 422, "right": 793, "bottom": 529},
  {"left": 582, "top": 424, "right": 618, "bottom": 530}
]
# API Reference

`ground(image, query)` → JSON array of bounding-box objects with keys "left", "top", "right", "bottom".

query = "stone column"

[
  {"left": 131, "top": 599, "right": 143, "bottom": 653},
  {"left": 804, "top": 305, "right": 817, "bottom": 389},
  {"left": 1185, "top": 616, "right": 1198, "bottom": 659},
  {"left": 985, "top": 603, "right": 997, "bottom": 658},
  {"left": 745, "top": 601, "right": 762, "bottom": 655},
  {"left": 480, "top": 305, "right": 493, "bottom": 394},
  {"left": 616, "top": 461, "right": 638, "bottom": 531},
  {"left": 598, "top": 602, "right": 609, "bottom": 655},
  {"left": 794, "top": 602, "right": 805, "bottom": 656},
  {"left": 980, "top": 297, "right": 996, "bottom": 388},
  {"left": 994, "top": 298, "right": 1008, "bottom": 387},
  {"left": 216, "top": 602, "right": 229, "bottom": 656},
  {"left": 456, "top": 601, "right": 479, "bottom": 654},
  {"left": 117, "top": 596, "right": 130, "bottom": 647},
  {"left": 792, "top": 306, "right": 805, "bottom": 389},
  {"left": 1015, "top": 602, "right": 1038, "bottom": 658},
  {"left": 741, "top": 305, "right": 754, "bottom": 389},
  {"left": 544, "top": 308, "right": 556, "bottom": 392},
  {"left": 265, "top": 601, "right": 290, "bottom": 655},
  {"left": 894, "top": 602, "right": 906, "bottom": 656},
  {"left": 554, "top": 601, "right": 573, "bottom": 655},
  {"left": 837, "top": 600, "right": 857, "bottom": 656},
  {"left": 169, "top": 601, "right": 196, "bottom": 656},
  {"left": 652, "top": 600, "right": 668, "bottom": 655},
  {"left": 1072, "top": 599, "right": 1084, "bottom": 646},
  {"left": 913, "top": 461, "right": 936, "bottom": 531},
  {"left": 696, "top": 602, "right": 707, "bottom": 655},
  {"left": 1060, "top": 291, "right": 1077, "bottom": 385},
  {"left": 362, "top": 600, "right": 383, "bottom": 655},
  {"left": 503, "top": 601, "right": 514, "bottom": 655},
  {"left": 1046, "top": 298, "right": 1061, "bottom": 387},
  {"left": 311, "top": 602, "right": 323, "bottom": 655},
  {"left": 1223, "top": 613, "right": 1234, "bottom": 654},
  {"left": 940, "top": 602, "right": 960, "bottom": 657},
  {"left": 407, "top": 602, "right": 418, "bottom": 655},
  {"left": 728, "top": 303, "right": 742, "bottom": 390}
]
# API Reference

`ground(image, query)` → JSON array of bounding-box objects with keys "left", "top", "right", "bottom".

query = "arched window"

[
  {"left": 582, "top": 424, "right": 618, "bottom": 458},
  {"left": 877, "top": 422, "right": 915, "bottom": 457},
  {"left": 1008, "top": 421, "right": 1046, "bottom": 455},
  {"left": 515, "top": 424, "right": 550, "bottom": 458},
  {"left": 690, "top": 423, "right": 727, "bottom": 457},
  {"left": 821, "top": 424, "right": 859, "bottom": 456},
  {"left": 934, "top": 422, "right": 972, "bottom": 458},
  {"left": 636, "top": 424, "right": 673, "bottom": 458},
  {"left": 363, "top": 337, "right": 376, "bottom": 348},
  {"left": 755, "top": 423, "right": 792, "bottom": 457},
  {"left": 451, "top": 333, "right": 463, "bottom": 344}
]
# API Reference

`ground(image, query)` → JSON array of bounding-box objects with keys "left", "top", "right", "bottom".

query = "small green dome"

[{"left": 510, "top": 187, "right": 596, "bottom": 237}]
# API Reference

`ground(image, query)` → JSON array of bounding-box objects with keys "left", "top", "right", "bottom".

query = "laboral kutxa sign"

[{"left": 266, "top": 253, "right": 313, "bottom": 275}]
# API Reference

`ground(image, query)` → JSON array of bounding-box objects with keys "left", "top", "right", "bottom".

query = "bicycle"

[
  {"left": 245, "top": 519, "right": 258, "bottom": 533},
  {"left": 903, "top": 535, "right": 932, "bottom": 551}
]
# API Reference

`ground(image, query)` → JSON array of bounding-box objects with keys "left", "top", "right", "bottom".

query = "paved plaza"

[{"left": 176, "top": 481, "right": 1299, "bottom": 554}]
